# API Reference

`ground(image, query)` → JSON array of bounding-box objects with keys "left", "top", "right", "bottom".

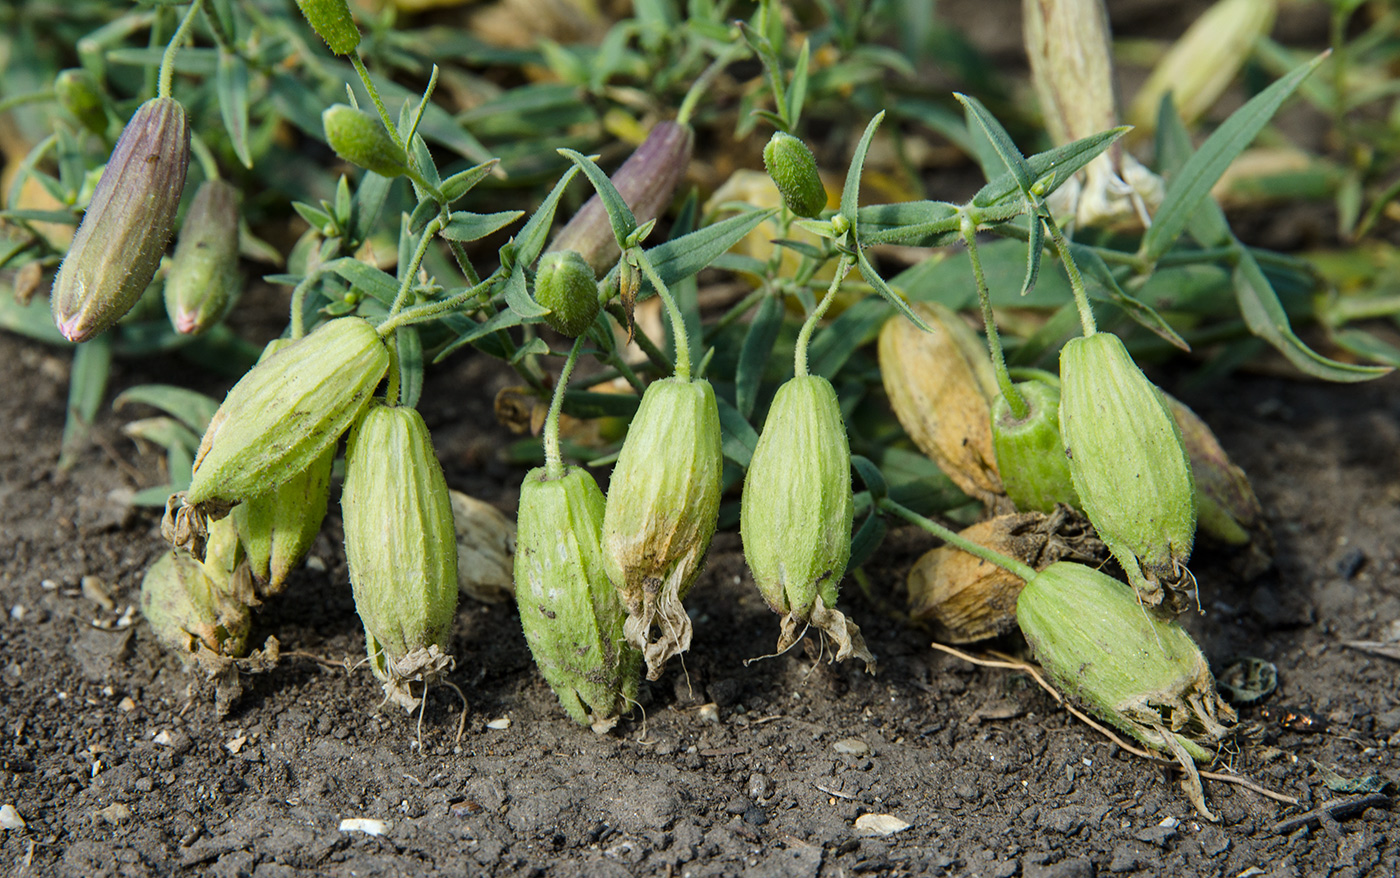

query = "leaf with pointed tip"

[
  {"left": 514, "top": 164, "right": 582, "bottom": 267},
  {"left": 642, "top": 208, "right": 778, "bottom": 287},
  {"left": 856, "top": 245, "right": 931, "bottom": 333},
  {"left": 114, "top": 385, "right": 219, "bottom": 433},
  {"left": 716, "top": 395, "right": 760, "bottom": 469},
  {"left": 216, "top": 49, "right": 252, "bottom": 168},
  {"left": 972, "top": 128, "right": 1128, "bottom": 208},
  {"left": 504, "top": 264, "right": 550, "bottom": 318},
  {"left": 441, "top": 210, "right": 523, "bottom": 243},
  {"left": 841, "top": 112, "right": 885, "bottom": 223},
  {"left": 955, "top": 92, "right": 1030, "bottom": 195},
  {"left": 558, "top": 148, "right": 637, "bottom": 246},
  {"left": 323, "top": 257, "right": 399, "bottom": 306},
  {"left": 735, "top": 294, "right": 784, "bottom": 419},
  {"left": 434, "top": 301, "right": 527, "bottom": 362}
]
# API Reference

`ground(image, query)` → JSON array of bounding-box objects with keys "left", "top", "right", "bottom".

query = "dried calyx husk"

[
  {"left": 163, "top": 317, "right": 390, "bottom": 554},
  {"left": 140, "top": 549, "right": 251, "bottom": 665},
  {"left": 164, "top": 179, "right": 241, "bottom": 336},
  {"left": 879, "top": 302, "right": 1008, "bottom": 511},
  {"left": 1016, "top": 561, "right": 1236, "bottom": 819},
  {"left": 1059, "top": 332, "right": 1196, "bottom": 612},
  {"left": 342, "top": 401, "right": 459, "bottom": 711},
  {"left": 602, "top": 376, "right": 722, "bottom": 680},
  {"left": 1164, "top": 394, "right": 1274, "bottom": 580},
  {"left": 908, "top": 507, "right": 1104, "bottom": 643},
  {"left": 741, "top": 375, "right": 873, "bottom": 669},
  {"left": 450, "top": 490, "right": 517, "bottom": 603},
  {"left": 515, "top": 466, "right": 641, "bottom": 732},
  {"left": 51, "top": 96, "right": 190, "bottom": 343},
  {"left": 992, "top": 377, "right": 1079, "bottom": 514}
]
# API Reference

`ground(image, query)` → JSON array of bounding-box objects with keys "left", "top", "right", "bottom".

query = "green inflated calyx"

[
  {"left": 1059, "top": 332, "right": 1196, "bottom": 612},
  {"left": 741, "top": 374, "right": 873, "bottom": 669},
  {"left": 516, "top": 466, "right": 641, "bottom": 731},
  {"left": 993, "top": 378, "right": 1079, "bottom": 514},
  {"left": 763, "top": 131, "right": 826, "bottom": 219}
]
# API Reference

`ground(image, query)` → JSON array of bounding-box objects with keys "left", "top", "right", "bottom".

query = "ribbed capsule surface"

[
  {"left": 1016, "top": 561, "right": 1234, "bottom": 762},
  {"left": 516, "top": 466, "right": 641, "bottom": 730},
  {"left": 602, "top": 376, "right": 722, "bottom": 680},
  {"left": 549, "top": 121, "right": 694, "bottom": 274},
  {"left": 342, "top": 402, "right": 458, "bottom": 710},
  {"left": 165, "top": 179, "right": 241, "bottom": 335},
  {"left": 1059, "top": 332, "right": 1195, "bottom": 610},
  {"left": 993, "top": 378, "right": 1080, "bottom": 514},
  {"left": 233, "top": 442, "right": 334, "bottom": 597},
  {"left": 140, "top": 549, "right": 251, "bottom": 660},
  {"left": 741, "top": 375, "right": 872, "bottom": 668},
  {"left": 186, "top": 317, "right": 389, "bottom": 514},
  {"left": 878, "top": 302, "right": 1006, "bottom": 509},
  {"left": 51, "top": 97, "right": 190, "bottom": 343}
]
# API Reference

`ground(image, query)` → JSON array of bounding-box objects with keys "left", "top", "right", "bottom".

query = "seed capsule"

[
  {"left": 549, "top": 121, "right": 694, "bottom": 274},
  {"left": 516, "top": 466, "right": 641, "bottom": 731},
  {"left": 908, "top": 509, "right": 1103, "bottom": 643},
  {"left": 51, "top": 97, "right": 190, "bottom": 343},
  {"left": 763, "top": 131, "right": 827, "bottom": 219},
  {"left": 342, "top": 402, "right": 459, "bottom": 711},
  {"left": 993, "top": 378, "right": 1079, "bottom": 514},
  {"left": 322, "top": 105, "right": 409, "bottom": 178},
  {"left": 1059, "top": 332, "right": 1196, "bottom": 611},
  {"left": 179, "top": 317, "right": 388, "bottom": 535},
  {"left": 1016, "top": 561, "right": 1235, "bottom": 817},
  {"left": 1164, "top": 394, "right": 1273, "bottom": 579},
  {"left": 602, "top": 376, "right": 722, "bottom": 680},
  {"left": 233, "top": 443, "right": 334, "bottom": 597},
  {"left": 140, "top": 549, "right": 251, "bottom": 661},
  {"left": 534, "top": 250, "right": 600, "bottom": 337},
  {"left": 741, "top": 375, "right": 873, "bottom": 668},
  {"left": 295, "top": 0, "right": 361, "bottom": 55},
  {"left": 165, "top": 179, "right": 241, "bottom": 335},
  {"left": 878, "top": 303, "right": 1007, "bottom": 510}
]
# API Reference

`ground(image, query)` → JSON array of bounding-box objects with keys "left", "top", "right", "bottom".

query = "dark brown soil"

[{"left": 2, "top": 323, "right": 1397, "bottom": 878}]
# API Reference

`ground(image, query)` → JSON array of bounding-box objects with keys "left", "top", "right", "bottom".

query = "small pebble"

[
  {"left": 0, "top": 804, "right": 24, "bottom": 831},
  {"left": 339, "top": 817, "right": 391, "bottom": 836},
  {"left": 82, "top": 576, "right": 114, "bottom": 611},
  {"left": 96, "top": 803, "right": 132, "bottom": 825},
  {"left": 855, "top": 813, "right": 910, "bottom": 836},
  {"left": 9, "top": 606, "right": 24, "bottom": 622},
  {"left": 153, "top": 730, "right": 174, "bottom": 747},
  {"left": 486, "top": 718, "right": 510, "bottom": 731},
  {"left": 118, "top": 697, "right": 137, "bottom": 713},
  {"left": 833, "top": 737, "right": 871, "bottom": 756},
  {"left": 697, "top": 703, "right": 720, "bottom": 724}
]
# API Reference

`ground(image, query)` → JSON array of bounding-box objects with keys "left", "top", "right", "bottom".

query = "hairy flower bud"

[
  {"left": 1059, "top": 332, "right": 1196, "bottom": 611},
  {"left": 343, "top": 402, "right": 458, "bottom": 711},
  {"left": 323, "top": 105, "right": 408, "bottom": 178},
  {"left": 51, "top": 97, "right": 190, "bottom": 343},
  {"left": 602, "top": 376, "right": 722, "bottom": 680},
  {"left": 549, "top": 121, "right": 694, "bottom": 274},
  {"left": 908, "top": 509, "right": 1103, "bottom": 643},
  {"left": 140, "top": 549, "right": 251, "bottom": 661},
  {"left": 516, "top": 466, "right": 641, "bottom": 731},
  {"left": 1017, "top": 561, "right": 1235, "bottom": 817},
  {"left": 878, "top": 303, "right": 1007, "bottom": 509},
  {"left": 165, "top": 179, "right": 241, "bottom": 335},
  {"left": 535, "top": 250, "right": 600, "bottom": 336},
  {"left": 741, "top": 375, "right": 873, "bottom": 669},
  {"left": 993, "top": 378, "right": 1079, "bottom": 514},
  {"left": 763, "top": 131, "right": 827, "bottom": 219},
  {"left": 55, "top": 68, "right": 106, "bottom": 135},
  {"left": 295, "top": 0, "right": 361, "bottom": 55}
]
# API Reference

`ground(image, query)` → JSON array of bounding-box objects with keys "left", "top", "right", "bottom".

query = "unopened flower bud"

[
  {"left": 602, "top": 376, "right": 722, "bottom": 680},
  {"left": 993, "top": 378, "right": 1079, "bottom": 514},
  {"left": 549, "top": 121, "right": 694, "bottom": 274},
  {"left": 535, "top": 250, "right": 600, "bottom": 336},
  {"left": 51, "top": 97, "right": 190, "bottom": 343},
  {"left": 1059, "top": 332, "right": 1196, "bottom": 611},
  {"left": 322, "top": 105, "right": 408, "bottom": 178},
  {"left": 342, "top": 402, "right": 459, "bottom": 711},
  {"left": 54, "top": 68, "right": 106, "bottom": 135},
  {"left": 140, "top": 549, "right": 251, "bottom": 661},
  {"left": 878, "top": 303, "right": 1007, "bottom": 509},
  {"left": 516, "top": 466, "right": 641, "bottom": 731},
  {"left": 763, "top": 131, "right": 827, "bottom": 219},
  {"left": 165, "top": 179, "right": 241, "bottom": 335},
  {"left": 295, "top": 0, "right": 361, "bottom": 55},
  {"left": 741, "top": 375, "right": 873, "bottom": 668},
  {"left": 1017, "top": 561, "right": 1235, "bottom": 817}
]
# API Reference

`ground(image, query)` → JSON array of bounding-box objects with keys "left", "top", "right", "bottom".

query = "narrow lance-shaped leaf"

[
  {"left": 396, "top": 326, "right": 424, "bottom": 409},
  {"left": 955, "top": 93, "right": 1031, "bottom": 196},
  {"left": 641, "top": 208, "right": 778, "bottom": 287},
  {"left": 513, "top": 164, "right": 582, "bottom": 267},
  {"left": 856, "top": 244, "right": 931, "bottom": 333},
  {"left": 735, "top": 294, "right": 784, "bottom": 419},
  {"left": 114, "top": 385, "right": 219, "bottom": 433},
  {"left": 841, "top": 111, "right": 885, "bottom": 223},
  {"left": 216, "top": 49, "right": 252, "bottom": 168},
  {"left": 558, "top": 148, "right": 637, "bottom": 247},
  {"left": 971, "top": 128, "right": 1128, "bottom": 208}
]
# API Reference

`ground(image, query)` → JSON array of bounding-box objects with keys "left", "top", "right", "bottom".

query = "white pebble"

[
  {"left": 855, "top": 813, "right": 911, "bottom": 836},
  {"left": 486, "top": 718, "right": 511, "bottom": 730},
  {"left": 0, "top": 804, "right": 24, "bottom": 831},
  {"left": 339, "top": 817, "right": 391, "bottom": 836}
]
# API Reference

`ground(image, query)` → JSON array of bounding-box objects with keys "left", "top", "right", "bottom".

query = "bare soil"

[{"left": 2, "top": 321, "right": 1398, "bottom": 877}]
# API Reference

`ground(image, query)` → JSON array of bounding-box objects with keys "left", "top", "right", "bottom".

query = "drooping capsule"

[{"left": 165, "top": 179, "right": 241, "bottom": 335}]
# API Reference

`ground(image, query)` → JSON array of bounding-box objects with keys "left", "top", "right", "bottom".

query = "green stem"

[
  {"left": 794, "top": 254, "right": 852, "bottom": 377},
  {"left": 385, "top": 336, "right": 401, "bottom": 407},
  {"left": 158, "top": 0, "right": 204, "bottom": 100},
  {"left": 376, "top": 271, "right": 501, "bottom": 335},
  {"left": 879, "top": 497, "right": 1036, "bottom": 582},
  {"left": 386, "top": 215, "right": 445, "bottom": 319},
  {"left": 961, "top": 212, "right": 1026, "bottom": 419},
  {"left": 189, "top": 131, "right": 221, "bottom": 181},
  {"left": 288, "top": 267, "right": 329, "bottom": 339},
  {"left": 632, "top": 249, "right": 691, "bottom": 380},
  {"left": 543, "top": 336, "right": 587, "bottom": 480},
  {"left": 1040, "top": 212, "right": 1096, "bottom": 336},
  {"left": 0, "top": 90, "right": 54, "bottom": 115},
  {"left": 349, "top": 53, "right": 404, "bottom": 152}
]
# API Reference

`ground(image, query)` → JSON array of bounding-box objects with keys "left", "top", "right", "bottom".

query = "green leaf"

[
  {"left": 1233, "top": 249, "right": 1388, "bottom": 381},
  {"left": 808, "top": 296, "right": 891, "bottom": 379},
  {"left": 716, "top": 395, "right": 760, "bottom": 469},
  {"left": 787, "top": 38, "right": 811, "bottom": 127},
  {"left": 1022, "top": 217, "right": 1043, "bottom": 297},
  {"left": 441, "top": 210, "right": 523, "bottom": 243},
  {"left": 504, "top": 265, "right": 550, "bottom": 318},
  {"left": 440, "top": 160, "right": 500, "bottom": 204},
  {"left": 735, "top": 293, "right": 784, "bottom": 419},
  {"left": 513, "top": 163, "right": 582, "bottom": 267},
  {"left": 841, "top": 111, "right": 885, "bottom": 223},
  {"left": 0, "top": 288, "right": 70, "bottom": 344},
  {"left": 59, "top": 337, "right": 111, "bottom": 470},
  {"left": 352, "top": 172, "right": 393, "bottom": 242},
  {"left": 396, "top": 326, "right": 424, "bottom": 408},
  {"left": 1067, "top": 242, "right": 1187, "bottom": 350},
  {"left": 1329, "top": 327, "right": 1400, "bottom": 368},
  {"left": 561, "top": 389, "right": 641, "bottom": 419},
  {"left": 847, "top": 510, "right": 888, "bottom": 569},
  {"left": 1140, "top": 52, "right": 1329, "bottom": 264},
  {"left": 323, "top": 257, "right": 400, "bottom": 305},
  {"left": 955, "top": 92, "right": 1030, "bottom": 195},
  {"left": 113, "top": 385, "right": 219, "bottom": 433},
  {"left": 130, "top": 484, "right": 183, "bottom": 507},
  {"left": 433, "top": 301, "right": 527, "bottom": 362},
  {"left": 857, "top": 200, "right": 962, "bottom": 246},
  {"left": 122, "top": 416, "right": 201, "bottom": 455},
  {"left": 509, "top": 335, "right": 550, "bottom": 364},
  {"left": 558, "top": 148, "right": 637, "bottom": 247},
  {"left": 971, "top": 128, "right": 1128, "bottom": 208},
  {"left": 292, "top": 201, "right": 333, "bottom": 232},
  {"left": 642, "top": 208, "right": 778, "bottom": 287},
  {"left": 216, "top": 48, "right": 252, "bottom": 169},
  {"left": 851, "top": 455, "right": 888, "bottom": 500},
  {"left": 855, "top": 245, "right": 931, "bottom": 333}
]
